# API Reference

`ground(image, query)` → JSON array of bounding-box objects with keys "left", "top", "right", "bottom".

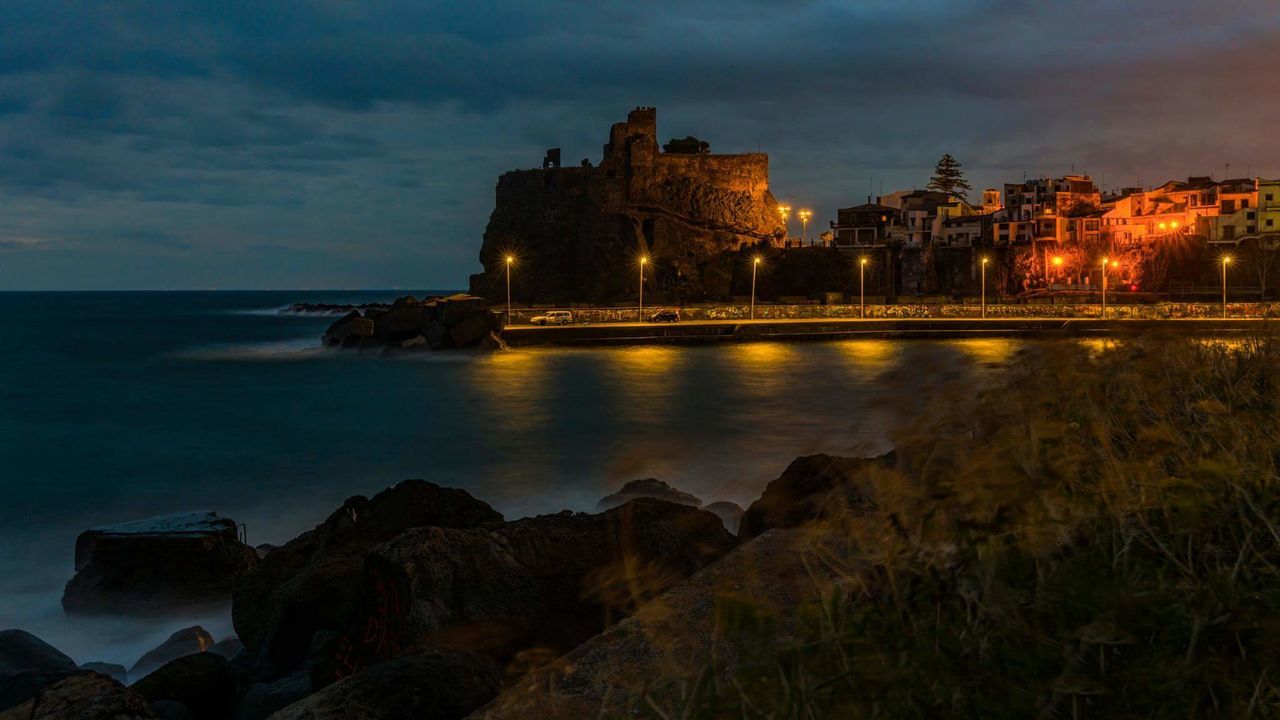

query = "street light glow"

[
  {"left": 981, "top": 257, "right": 990, "bottom": 265},
  {"left": 860, "top": 257, "right": 868, "bottom": 266},
  {"left": 754, "top": 256, "right": 762, "bottom": 265},
  {"left": 505, "top": 255, "right": 514, "bottom": 265},
  {"left": 1171, "top": 221, "right": 1180, "bottom": 229},
  {"left": 1223, "top": 255, "right": 1233, "bottom": 265},
  {"left": 639, "top": 255, "right": 648, "bottom": 265},
  {"left": 1052, "top": 255, "right": 1063, "bottom": 266}
]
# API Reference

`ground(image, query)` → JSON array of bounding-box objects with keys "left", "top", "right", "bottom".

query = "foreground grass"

[{"left": 655, "top": 336, "right": 1280, "bottom": 719}]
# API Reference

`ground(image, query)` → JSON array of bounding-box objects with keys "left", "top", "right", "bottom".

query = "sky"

[{"left": 2, "top": 0, "right": 1279, "bottom": 290}]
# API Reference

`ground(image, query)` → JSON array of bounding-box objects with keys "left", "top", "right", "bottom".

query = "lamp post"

[
  {"left": 638, "top": 255, "right": 648, "bottom": 323},
  {"left": 778, "top": 205, "right": 791, "bottom": 242},
  {"left": 1100, "top": 257, "right": 1109, "bottom": 318},
  {"left": 504, "top": 255, "right": 514, "bottom": 323},
  {"left": 980, "top": 256, "right": 989, "bottom": 318},
  {"left": 1221, "top": 255, "right": 1233, "bottom": 318},
  {"left": 1051, "top": 255, "right": 1063, "bottom": 286},
  {"left": 859, "top": 256, "right": 868, "bottom": 319},
  {"left": 799, "top": 209, "right": 812, "bottom": 245},
  {"left": 750, "top": 256, "right": 761, "bottom": 320}
]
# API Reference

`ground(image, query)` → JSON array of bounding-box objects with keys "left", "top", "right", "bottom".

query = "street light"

[
  {"left": 859, "top": 256, "right": 868, "bottom": 319},
  {"left": 1100, "top": 257, "right": 1112, "bottom": 318},
  {"left": 504, "top": 255, "right": 514, "bottom": 322},
  {"left": 778, "top": 205, "right": 791, "bottom": 240},
  {"left": 799, "top": 209, "right": 813, "bottom": 245},
  {"left": 638, "top": 255, "right": 648, "bottom": 323},
  {"left": 1051, "top": 255, "right": 1063, "bottom": 285},
  {"left": 980, "top": 256, "right": 990, "bottom": 318},
  {"left": 750, "top": 256, "right": 762, "bottom": 320},
  {"left": 1221, "top": 255, "right": 1233, "bottom": 318}
]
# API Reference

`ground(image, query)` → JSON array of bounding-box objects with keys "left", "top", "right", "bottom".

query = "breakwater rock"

[{"left": 321, "top": 294, "right": 505, "bottom": 351}]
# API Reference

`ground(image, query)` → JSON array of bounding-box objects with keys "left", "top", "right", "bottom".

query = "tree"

[
  {"left": 926, "top": 154, "right": 972, "bottom": 202},
  {"left": 662, "top": 136, "right": 710, "bottom": 154}
]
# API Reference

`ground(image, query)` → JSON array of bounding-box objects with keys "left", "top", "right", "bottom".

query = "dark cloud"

[{"left": 0, "top": 0, "right": 1278, "bottom": 288}]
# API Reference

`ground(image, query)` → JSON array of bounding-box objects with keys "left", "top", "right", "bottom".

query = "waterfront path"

[{"left": 503, "top": 317, "right": 1277, "bottom": 346}]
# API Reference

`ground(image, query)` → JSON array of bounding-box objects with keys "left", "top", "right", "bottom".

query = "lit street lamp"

[
  {"left": 504, "top": 255, "right": 514, "bottom": 322},
  {"left": 980, "top": 256, "right": 989, "bottom": 318},
  {"left": 638, "top": 255, "right": 648, "bottom": 323},
  {"left": 1051, "top": 255, "right": 1063, "bottom": 285},
  {"left": 1100, "top": 257, "right": 1115, "bottom": 318},
  {"left": 859, "top": 256, "right": 868, "bottom": 319},
  {"left": 799, "top": 209, "right": 813, "bottom": 245},
  {"left": 750, "top": 256, "right": 762, "bottom": 320},
  {"left": 1221, "top": 255, "right": 1233, "bottom": 318},
  {"left": 778, "top": 205, "right": 791, "bottom": 241}
]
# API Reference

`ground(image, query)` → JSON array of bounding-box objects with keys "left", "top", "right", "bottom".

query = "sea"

[{"left": 0, "top": 290, "right": 1022, "bottom": 669}]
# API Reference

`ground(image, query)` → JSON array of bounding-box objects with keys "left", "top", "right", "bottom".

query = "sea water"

[{"left": 0, "top": 290, "right": 1016, "bottom": 668}]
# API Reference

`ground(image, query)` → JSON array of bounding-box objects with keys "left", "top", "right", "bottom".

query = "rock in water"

[
  {"left": 128, "top": 627, "right": 214, "bottom": 681},
  {"left": 596, "top": 478, "right": 703, "bottom": 511},
  {"left": 704, "top": 501, "right": 745, "bottom": 534},
  {"left": 232, "top": 480, "right": 503, "bottom": 678},
  {"left": 737, "top": 453, "right": 888, "bottom": 540},
  {"left": 78, "top": 662, "right": 127, "bottom": 685},
  {"left": 131, "top": 653, "right": 239, "bottom": 720},
  {"left": 63, "top": 511, "right": 257, "bottom": 615},
  {"left": 0, "top": 629, "right": 79, "bottom": 713},
  {"left": 266, "top": 652, "right": 499, "bottom": 720},
  {"left": 0, "top": 672, "right": 155, "bottom": 720},
  {"left": 325, "top": 499, "right": 738, "bottom": 683},
  {"left": 319, "top": 295, "right": 500, "bottom": 351}
]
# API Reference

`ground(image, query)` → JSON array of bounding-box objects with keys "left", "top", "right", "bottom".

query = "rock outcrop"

[
  {"left": 128, "top": 627, "right": 215, "bottom": 681},
  {"left": 704, "top": 501, "right": 745, "bottom": 534},
  {"left": 595, "top": 478, "right": 702, "bottom": 511},
  {"left": 0, "top": 630, "right": 80, "bottom": 713},
  {"left": 267, "top": 652, "right": 499, "bottom": 720},
  {"left": 63, "top": 512, "right": 256, "bottom": 615},
  {"left": 0, "top": 672, "right": 155, "bottom": 720},
  {"left": 321, "top": 294, "right": 501, "bottom": 351},
  {"left": 737, "top": 453, "right": 888, "bottom": 539},
  {"left": 470, "top": 107, "right": 783, "bottom": 304},
  {"left": 232, "top": 481, "right": 503, "bottom": 678},
  {"left": 321, "top": 499, "right": 739, "bottom": 685}
]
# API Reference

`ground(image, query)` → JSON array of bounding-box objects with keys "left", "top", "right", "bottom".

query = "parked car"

[
  {"left": 648, "top": 309, "right": 680, "bottom": 323},
  {"left": 530, "top": 310, "right": 574, "bottom": 326}
]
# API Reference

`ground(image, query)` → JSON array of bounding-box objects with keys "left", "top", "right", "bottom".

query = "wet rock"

[
  {"left": 131, "top": 653, "right": 238, "bottom": 720},
  {"left": 208, "top": 637, "right": 243, "bottom": 660},
  {"left": 0, "top": 672, "right": 156, "bottom": 720},
  {"left": 78, "top": 662, "right": 127, "bottom": 685},
  {"left": 63, "top": 512, "right": 257, "bottom": 615},
  {"left": 738, "top": 453, "right": 888, "bottom": 540},
  {"left": 424, "top": 320, "right": 451, "bottom": 349},
  {"left": 236, "top": 671, "right": 312, "bottom": 720},
  {"left": 232, "top": 480, "right": 503, "bottom": 678},
  {"left": 0, "top": 629, "right": 79, "bottom": 713},
  {"left": 596, "top": 478, "right": 702, "bottom": 511},
  {"left": 267, "top": 652, "right": 499, "bottom": 720},
  {"left": 704, "top": 501, "right": 745, "bottom": 534},
  {"left": 129, "top": 627, "right": 215, "bottom": 682},
  {"left": 401, "top": 335, "right": 428, "bottom": 350},
  {"left": 330, "top": 499, "right": 738, "bottom": 682},
  {"left": 321, "top": 312, "right": 374, "bottom": 347},
  {"left": 477, "top": 331, "right": 509, "bottom": 352},
  {"left": 448, "top": 313, "right": 496, "bottom": 347}
]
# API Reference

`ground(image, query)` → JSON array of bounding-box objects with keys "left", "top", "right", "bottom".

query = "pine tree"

[{"left": 927, "top": 154, "right": 972, "bottom": 201}]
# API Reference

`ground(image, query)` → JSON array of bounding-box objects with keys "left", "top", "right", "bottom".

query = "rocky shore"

[
  {"left": 1, "top": 454, "right": 873, "bottom": 720},
  {"left": 318, "top": 294, "right": 506, "bottom": 352}
]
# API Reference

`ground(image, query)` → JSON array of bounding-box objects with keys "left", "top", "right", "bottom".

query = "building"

[{"left": 830, "top": 198, "right": 900, "bottom": 247}]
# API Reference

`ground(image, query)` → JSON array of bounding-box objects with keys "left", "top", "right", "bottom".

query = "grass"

[{"left": 642, "top": 336, "right": 1280, "bottom": 719}]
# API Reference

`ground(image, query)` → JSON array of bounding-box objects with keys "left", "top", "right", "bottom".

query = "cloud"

[{"left": 0, "top": 0, "right": 1278, "bottom": 288}]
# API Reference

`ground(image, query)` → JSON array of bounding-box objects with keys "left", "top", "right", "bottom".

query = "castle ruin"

[{"left": 470, "top": 107, "right": 782, "bottom": 304}]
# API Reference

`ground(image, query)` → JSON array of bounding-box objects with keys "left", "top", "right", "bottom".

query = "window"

[
  {"left": 1244, "top": 199, "right": 1251, "bottom": 208},
  {"left": 1223, "top": 226, "right": 1236, "bottom": 240},
  {"left": 1248, "top": 211, "right": 1256, "bottom": 219},
  {"left": 1269, "top": 219, "right": 1275, "bottom": 227},
  {"left": 1268, "top": 194, "right": 1275, "bottom": 202}
]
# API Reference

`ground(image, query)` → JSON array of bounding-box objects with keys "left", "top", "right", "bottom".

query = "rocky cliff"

[{"left": 470, "top": 107, "right": 783, "bottom": 304}]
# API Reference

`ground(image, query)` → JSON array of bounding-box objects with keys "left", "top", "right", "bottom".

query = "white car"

[{"left": 530, "top": 310, "right": 574, "bottom": 326}]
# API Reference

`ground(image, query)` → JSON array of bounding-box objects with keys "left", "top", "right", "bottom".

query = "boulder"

[
  {"left": 327, "top": 499, "right": 738, "bottom": 683},
  {"left": 424, "top": 320, "right": 452, "bottom": 350},
  {"left": 447, "top": 313, "right": 496, "bottom": 348},
  {"left": 477, "top": 332, "right": 509, "bottom": 352},
  {"left": 267, "top": 652, "right": 499, "bottom": 720},
  {"left": 78, "top": 662, "right": 127, "bottom": 685},
  {"left": 236, "top": 672, "right": 313, "bottom": 720},
  {"left": 129, "top": 627, "right": 214, "bottom": 681},
  {"left": 0, "top": 629, "right": 79, "bottom": 713},
  {"left": 208, "top": 637, "right": 243, "bottom": 660},
  {"left": 373, "top": 304, "right": 430, "bottom": 344},
  {"left": 63, "top": 512, "right": 257, "bottom": 615},
  {"left": 321, "top": 312, "right": 374, "bottom": 347},
  {"left": 131, "top": 653, "right": 238, "bottom": 720},
  {"left": 737, "top": 453, "right": 888, "bottom": 540},
  {"left": 469, "top": 530, "right": 842, "bottom": 719},
  {"left": 232, "top": 481, "right": 503, "bottom": 678},
  {"left": 438, "top": 295, "right": 490, "bottom": 327},
  {"left": 0, "top": 673, "right": 155, "bottom": 720},
  {"left": 596, "top": 478, "right": 702, "bottom": 511},
  {"left": 400, "top": 335, "right": 428, "bottom": 350},
  {"left": 704, "top": 501, "right": 745, "bottom": 534}
]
